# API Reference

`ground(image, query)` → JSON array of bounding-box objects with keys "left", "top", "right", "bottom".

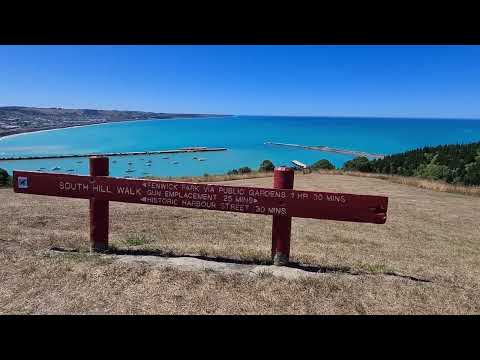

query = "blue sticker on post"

[{"left": 18, "top": 176, "right": 28, "bottom": 189}]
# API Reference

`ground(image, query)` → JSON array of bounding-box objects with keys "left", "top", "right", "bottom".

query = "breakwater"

[
  {"left": 264, "top": 142, "right": 385, "bottom": 159},
  {"left": 0, "top": 147, "right": 227, "bottom": 161}
]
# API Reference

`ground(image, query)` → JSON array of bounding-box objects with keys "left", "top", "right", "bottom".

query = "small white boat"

[
  {"left": 171, "top": 161, "right": 179, "bottom": 165},
  {"left": 291, "top": 160, "right": 307, "bottom": 169},
  {"left": 51, "top": 166, "right": 61, "bottom": 171},
  {"left": 146, "top": 163, "right": 151, "bottom": 166},
  {"left": 192, "top": 157, "right": 198, "bottom": 160},
  {"left": 125, "top": 169, "right": 136, "bottom": 173},
  {"left": 198, "top": 158, "right": 207, "bottom": 161}
]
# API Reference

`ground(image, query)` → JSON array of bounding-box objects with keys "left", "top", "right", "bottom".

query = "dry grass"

[
  {"left": 145, "top": 170, "right": 274, "bottom": 183},
  {"left": 0, "top": 173, "right": 479, "bottom": 314},
  {"left": 148, "top": 169, "right": 480, "bottom": 197},
  {"left": 315, "top": 169, "right": 480, "bottom": 197}
]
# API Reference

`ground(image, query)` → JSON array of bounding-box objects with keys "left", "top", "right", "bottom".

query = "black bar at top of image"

[{"left": 1, "top": 5, "right": 480, "bottom": 45}]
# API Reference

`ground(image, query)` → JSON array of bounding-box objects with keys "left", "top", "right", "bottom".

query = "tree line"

[{"left": 341, "top": 142, "right": 480, "bottom": 185}]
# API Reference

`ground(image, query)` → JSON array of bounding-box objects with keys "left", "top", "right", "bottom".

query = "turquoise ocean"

[{"left": 1, "top": 115, "right": 479, "bottom": 178}]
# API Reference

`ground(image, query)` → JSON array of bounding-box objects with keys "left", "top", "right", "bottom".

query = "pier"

[
  {"left": 264, "top": 142, "right": 385, "bottom": 159},
  {"left": 0, "top": 147, "right": 227, "bottom": 161}
]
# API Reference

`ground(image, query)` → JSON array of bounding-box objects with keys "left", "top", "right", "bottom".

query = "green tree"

[
  {"left": 238, "top": 166, "right": 252, "bottom": 174},
  {"left": 342, "top": 156, "right": 373, "bottom": 172},
  {"left": 0, "top": 168, "right": 10, "bottom": 186},
  {"left": 414, "top": 154, "right": 451, "bottom": 181},
  {"left": 464, "top": 161, "right": 480, "bottom": 185},
  {"left": 258, "top": 160, "right": 275, "bottom": 172},
  {"left": 367, "top": 141, "right": 480, "bottom": 184},
  {"left": 424, "top": 152, "right": 434, "bottom": 162},
  {"left": 464, "top": 150, "right": 480, "bottom": 185},
  {"left": 310, "top": 159, "right": 335, "bottom": 170}
]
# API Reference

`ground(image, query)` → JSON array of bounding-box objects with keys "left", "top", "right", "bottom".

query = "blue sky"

[{"left": 1, "top": 45, "right": 479, "bottom": 118}]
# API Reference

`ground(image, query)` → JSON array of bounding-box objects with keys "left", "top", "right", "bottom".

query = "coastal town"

[{"left": 0, "top": 106, "right": 223, "bottom": 138}]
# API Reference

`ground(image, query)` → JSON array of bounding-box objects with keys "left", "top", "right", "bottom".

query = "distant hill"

[{"left": 0, "top": 106, "right": 228, "bottom": 137}]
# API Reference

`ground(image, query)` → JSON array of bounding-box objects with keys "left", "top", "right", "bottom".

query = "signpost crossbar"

[
  {"left": 12, "top": 171, "right": 387, "bottom": 223},
  {"left": 12, "top": 157, "right": 389, "bottom": 264}
]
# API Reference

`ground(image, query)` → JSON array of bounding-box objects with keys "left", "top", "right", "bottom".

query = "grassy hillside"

[{"left": 1, "top": 173, "right": 479, "bottom": 314}]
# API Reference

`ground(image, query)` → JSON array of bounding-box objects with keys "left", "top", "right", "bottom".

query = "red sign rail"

[{"left": 13, "top": 157, "right": 388, "bottom": 265}]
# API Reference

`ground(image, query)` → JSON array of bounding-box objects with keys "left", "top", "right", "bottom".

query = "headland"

[{"left": 0, "top": 106, "right": 230, "bottom": 138}]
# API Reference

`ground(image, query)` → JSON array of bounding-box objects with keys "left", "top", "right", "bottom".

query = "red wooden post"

[
  {"left": 89, "top": 156, "right": 109, "bottom": 252},
  {"left": 271, "top": 167, "right": 294, "bottom": 265}
]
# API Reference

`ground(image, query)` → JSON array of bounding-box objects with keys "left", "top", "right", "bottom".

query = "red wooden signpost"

[{"left": 13, "top": 156, "right": 388, "bottom": 265}]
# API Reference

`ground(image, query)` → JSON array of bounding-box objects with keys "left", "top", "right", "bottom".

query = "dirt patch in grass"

[{"left": 1, "top": 173, "right": 479, "bottom": 314}]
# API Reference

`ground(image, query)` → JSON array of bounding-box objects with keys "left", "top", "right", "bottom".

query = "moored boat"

[{"left": 291, "top": 160, "right": 307, "bottom": 169}]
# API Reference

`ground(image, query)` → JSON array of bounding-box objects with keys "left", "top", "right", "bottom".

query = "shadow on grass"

[{"left": 49, "top": 246, "right": 431, "bottom": 283}]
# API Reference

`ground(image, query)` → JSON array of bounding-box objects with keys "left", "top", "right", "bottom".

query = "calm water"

[{"left": 1, "top": 115, "right": 479, "bottom": 178}]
